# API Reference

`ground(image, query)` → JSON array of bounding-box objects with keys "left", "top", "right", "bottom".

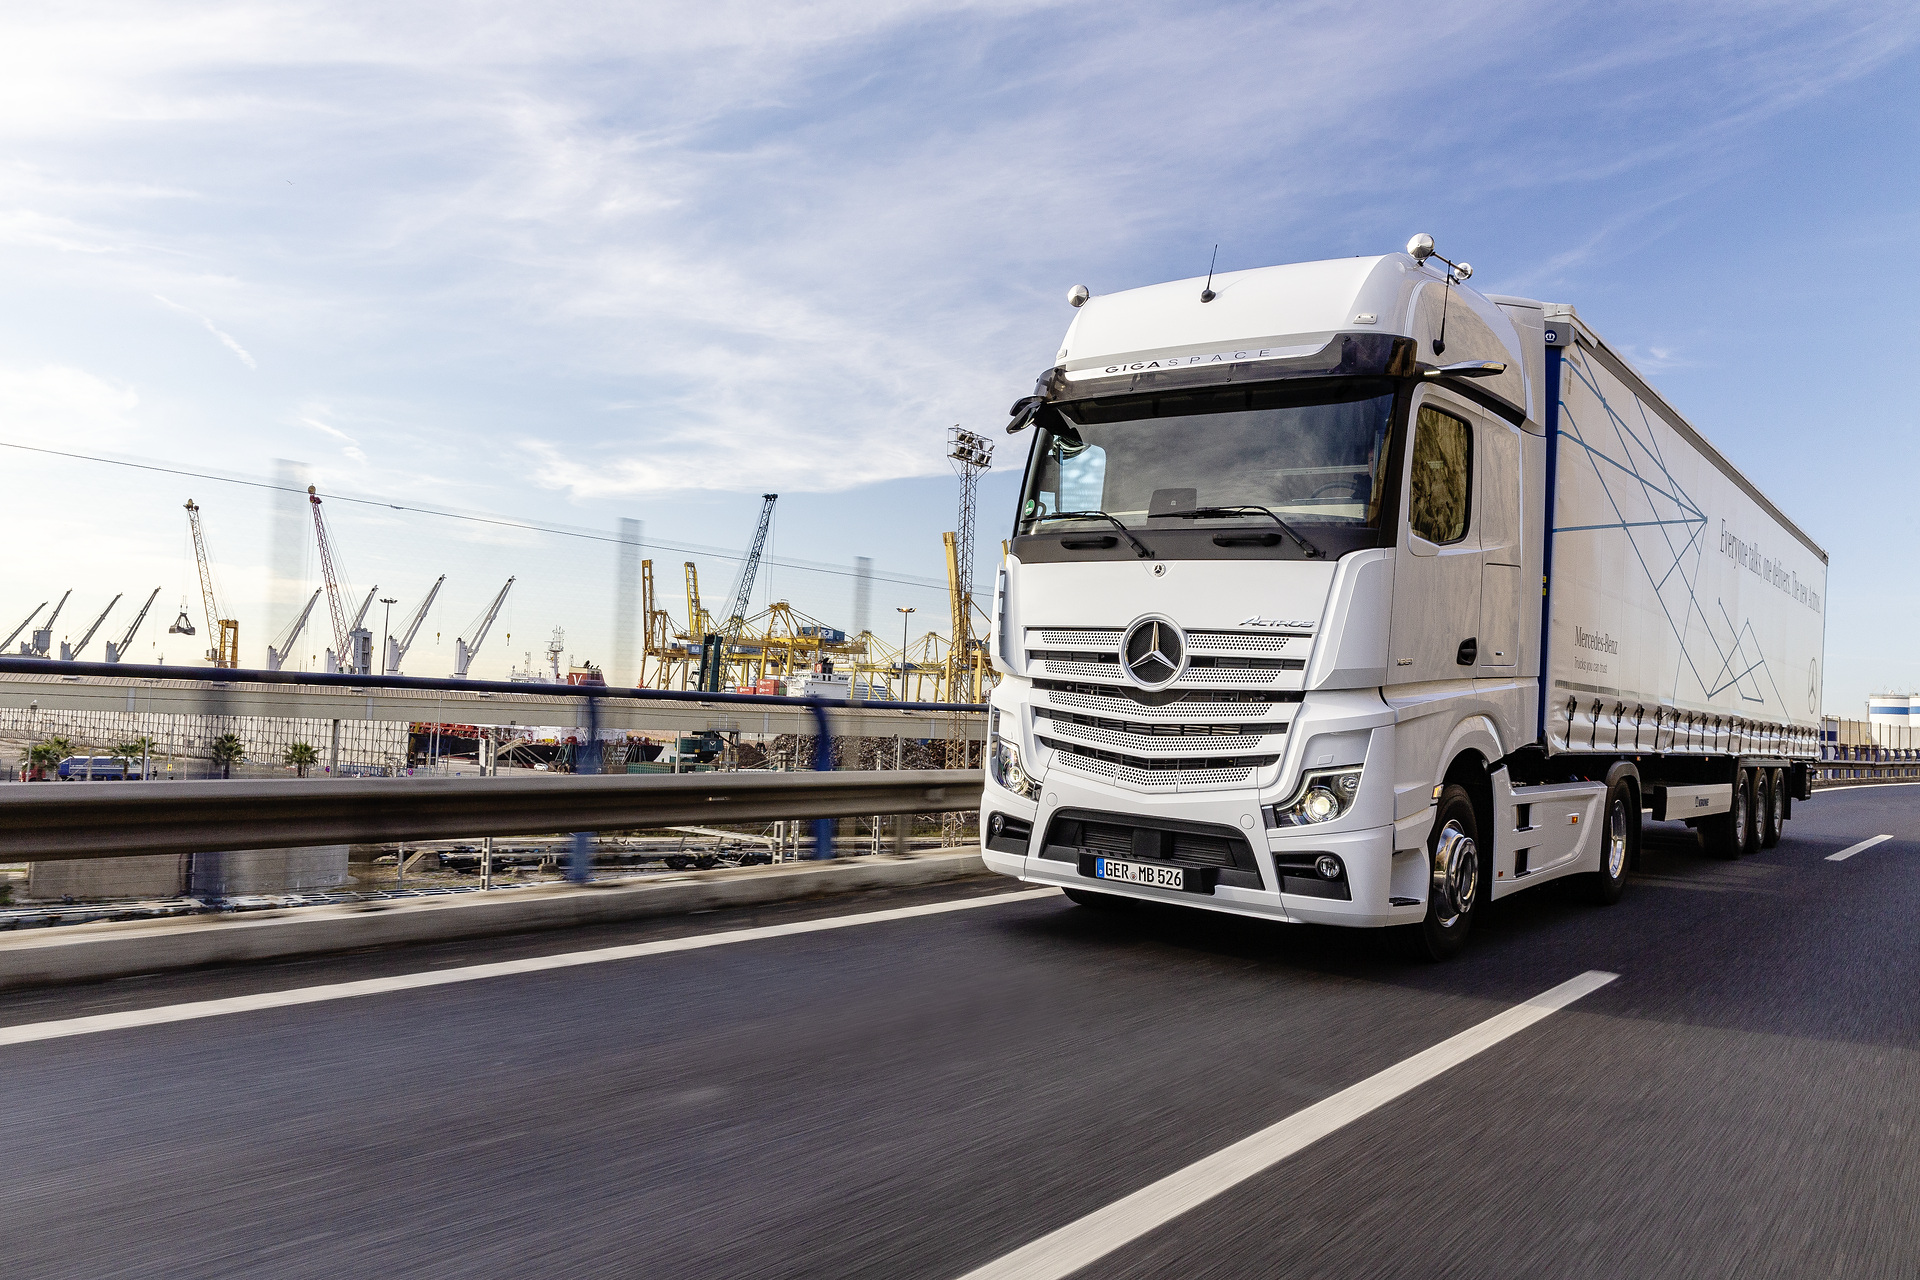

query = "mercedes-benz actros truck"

[{"left": 979, "top": 236, "right": 1827, "bottom": 958}]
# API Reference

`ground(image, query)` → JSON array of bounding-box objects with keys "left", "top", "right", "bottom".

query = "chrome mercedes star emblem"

[{"left": 1122, "top": 616, "right": 1186, "bottom": 689}]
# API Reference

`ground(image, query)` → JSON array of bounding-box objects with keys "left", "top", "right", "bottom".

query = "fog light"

[
  {"left": 989, "top": 813, "right": 1005, "bottom": 837},
  {"left": 1315, "top": 855, "right": 1343, "bottom": 880}
]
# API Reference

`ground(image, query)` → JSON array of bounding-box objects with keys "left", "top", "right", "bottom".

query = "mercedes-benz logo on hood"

[{"left": 1122, "top": 616, "right": 1186, "bottom": 689}]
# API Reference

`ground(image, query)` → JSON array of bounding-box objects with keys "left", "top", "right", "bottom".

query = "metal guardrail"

[
  {"left": 1812, "top": 766, "right": 1920, "bottom": 787},
  {"left": 0, "top": 656, "right": 985, "bottom": 714},
  {"left": 0, "top": 769, "right": 983, "bottom": 862}
]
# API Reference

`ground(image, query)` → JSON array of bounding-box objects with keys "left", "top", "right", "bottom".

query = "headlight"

[
  {"left": 989, "top": 738, "right": 1038, "bottom": 800},
  {"left": 1268, "top": 767, "right": 1362, "bottom": 827}
]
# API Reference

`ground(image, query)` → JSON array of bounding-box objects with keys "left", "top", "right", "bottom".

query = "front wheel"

[
  {"left": 1397, "top": 784, "right": 1481, "bottom": 962},
  {"left": 1580, "top": 778, "right": 1636, "bottom": 904}
]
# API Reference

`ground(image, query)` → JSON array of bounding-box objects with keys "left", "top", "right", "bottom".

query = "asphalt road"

[{"left": 3, "top": 784, "right": 1918, "bottom": 1278}]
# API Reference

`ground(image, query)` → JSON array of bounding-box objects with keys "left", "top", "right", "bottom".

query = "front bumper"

[{"left": 981, "top": 768, "right": 1427, "bottom": 929}]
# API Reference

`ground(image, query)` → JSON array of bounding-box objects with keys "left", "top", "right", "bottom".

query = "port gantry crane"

[
  {"left": 267, "top": 588, "right": 323, "bottom": 671},
  {"left": 699, "top": 493, "right": 777, "bottom": 692},
  {"left": 106, "top": 587, "right": 161, "bottom": 662},
  {"left": 28, "top": 589, "right": 73, "bottom": 658},
  {"left": 184, "top": 500, "right": 240, "bottom": 667},
  {"left": 3, "top": 600, "right": 47, "bottom": 654},
  {"left": 65, "top": 594, "right": 120, "bottom": 660},
  {"left": 385, "top": 574, "right": 444, "bottom": 675},
  {"left": 306, "top": 486, "right": 382, "bottom": 674},
  {"left": 453, "top": 577, "right": 514, "bottom": 678}
]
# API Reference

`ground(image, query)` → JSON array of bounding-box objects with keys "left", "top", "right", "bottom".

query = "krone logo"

[{"left": 1122, "top": 616, "right": 1186, "bottom": 689}]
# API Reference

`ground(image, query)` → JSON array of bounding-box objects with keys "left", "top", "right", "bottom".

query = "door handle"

[{"left": 1456, "top": 638, "right": 1478, "bottom": 666}]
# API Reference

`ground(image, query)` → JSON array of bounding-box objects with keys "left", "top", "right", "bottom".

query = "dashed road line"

[
  {"left": 955, "top": 970, "right": 1618, "bottom": 1280},
  {"left": 1827, "top": 835, "right": 1893, "bottom": 862},
  {"left": 0, "top": 888, "right": 1060, "bottom": 1049}
]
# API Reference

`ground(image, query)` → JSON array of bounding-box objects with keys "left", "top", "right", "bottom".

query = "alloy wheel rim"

[
  {"left": 1607, "top": 798, "right": 1628, "bottom": 878},
  {"left": 1431, "top": 820, "right": 1476, "bottom": 927}
]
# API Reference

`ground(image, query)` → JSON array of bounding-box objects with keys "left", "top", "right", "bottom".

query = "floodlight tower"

[
  {"left": 943, "top": 425, "right": 993, "bottom": 815},
  {"left": 945, "top": 426, "right": 993, "bottom": 706}
]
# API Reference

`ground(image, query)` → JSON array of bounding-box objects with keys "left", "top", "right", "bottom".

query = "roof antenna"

[{"left": 1200, "top": 245, "right": 1218, "bottom": 303}]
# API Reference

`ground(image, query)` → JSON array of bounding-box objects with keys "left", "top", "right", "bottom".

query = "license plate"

[{"left": 1092, "top": 856, "right": 1191, "bottom": 891}]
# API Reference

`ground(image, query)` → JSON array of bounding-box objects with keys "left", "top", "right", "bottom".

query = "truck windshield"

[{"left": 1018, "top": 379, "right": 1396, "bottom": 538}]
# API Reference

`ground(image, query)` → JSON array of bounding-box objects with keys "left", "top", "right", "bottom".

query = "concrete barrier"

[{"left": 0, "top": 849, "right": 989, "bottom": 991}]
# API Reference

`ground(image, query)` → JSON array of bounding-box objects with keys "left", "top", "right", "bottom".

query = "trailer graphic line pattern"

[{"left": 1556, "top": 350, "right": 1786, "bottom": 716}]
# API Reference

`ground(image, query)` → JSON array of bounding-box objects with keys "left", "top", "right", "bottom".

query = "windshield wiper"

[
  {"left": 1031, "top": 511, "right": 1154, "bottom": 558},
  {"left": 1174, "top": 505, "right": 1323, "bottom": 558}
]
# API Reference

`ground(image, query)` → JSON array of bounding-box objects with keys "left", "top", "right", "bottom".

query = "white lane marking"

[
  {"left": 957, "top": 970, "right": 1618, "bottom": 1280},
  {"left": 1827, "top": 835, "right": 1892, "bottom": 862},
  {"left": 0, "top": 888, "right": 1060, "bottom": 1049}
]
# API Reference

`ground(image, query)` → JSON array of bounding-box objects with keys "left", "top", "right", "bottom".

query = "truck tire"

[
  {"left": 1581, "top": 777, "right": 1636, "bottom": 904},
  {"left": 1397, "top": 784, "right": 1480, "bottom": 962},
  {"left": 1699, "top": 769, "right": 1754, "bottom": 859},
  {"left": 1760, "top": 768, "right": 1783, "bottom": 848},
  {"left": 1737, "top": 769, "right": 1760, "bottom": 856}
]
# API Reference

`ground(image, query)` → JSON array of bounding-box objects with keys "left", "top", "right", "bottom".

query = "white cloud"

[
  {"left": 0, "top": 364, "right": 141, "bottom": 443},
  {"left": 0, "top": 0, "right": 1913, "bottom": 504},
  {"left": 153, "top": 294, "right": 256, "bottom": 368}
]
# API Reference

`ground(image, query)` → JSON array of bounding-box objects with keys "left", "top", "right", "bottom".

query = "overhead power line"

[{"left": 0, "top": 439, "right": 987, "bottom": 600}]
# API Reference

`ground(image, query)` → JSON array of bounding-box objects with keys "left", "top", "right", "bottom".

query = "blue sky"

[{"left": 1, "top": 1, "right": 1916, "bottom": 708}]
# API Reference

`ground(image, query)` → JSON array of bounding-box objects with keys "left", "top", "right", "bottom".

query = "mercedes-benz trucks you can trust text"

[{"left": 980, "top": 236, "right": 1827, "bottom": 958}]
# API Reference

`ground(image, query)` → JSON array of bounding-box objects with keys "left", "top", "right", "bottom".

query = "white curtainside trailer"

[{"left": 1539, "top": 312, "right": 1827, "bottom": 759}]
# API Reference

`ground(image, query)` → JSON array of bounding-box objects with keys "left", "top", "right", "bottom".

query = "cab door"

[
  {"left": 1387, "top": 391, "right": 1481, "bottom": 684},
  {"left": 1476, "top": 415, "right": 1523, "bottom": 669}
]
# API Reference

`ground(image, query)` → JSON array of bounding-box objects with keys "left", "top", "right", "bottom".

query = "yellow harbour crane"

[{"left": 184, "top": 499, "right": 239, "bottom": 668}]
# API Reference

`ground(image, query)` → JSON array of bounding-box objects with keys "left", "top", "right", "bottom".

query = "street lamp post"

[
  {"left": 379, "top": 597, "right": 398, "bottom": 677},
  {"left": 379, "top": 595, "right": 399, "bottom": 889},
  {"left": 896, "top": 607, "right": 915, "bottom": 701},
  {"left": 895, "top": 606, "right": 915, "bottom": 773}
]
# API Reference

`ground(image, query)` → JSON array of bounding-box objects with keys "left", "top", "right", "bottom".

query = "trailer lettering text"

[{"left": 1721, "top": 520, "right": 1821, "bottom": 614}]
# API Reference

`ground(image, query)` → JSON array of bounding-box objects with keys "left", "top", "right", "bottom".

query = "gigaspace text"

[{"left": 1073, "top": 342, "right": 1326, "bottom": 377}]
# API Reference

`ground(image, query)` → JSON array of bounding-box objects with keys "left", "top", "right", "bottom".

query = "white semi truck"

[{"left": 979, "top": 237, "right": 1827, "bottom": 958}]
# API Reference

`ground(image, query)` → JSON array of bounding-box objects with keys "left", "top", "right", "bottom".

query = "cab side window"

[{"left": 1408, "top": 405, "right": 1472, "bottom": 544}]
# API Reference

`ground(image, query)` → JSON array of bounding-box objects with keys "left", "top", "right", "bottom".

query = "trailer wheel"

[
  {"left": 1580, "top": 778, "right": 1636, "bottom": 904},
  {"left": 1760, "top": 769, "right": 1783, "bottom": 848},
  {"left": 1737, "top": 769, "right": 1760, "bottom": 856},
  {"left": 1397, "top": 784, "right": 1480, "bottom": 962},
  {"left": 1700, "top": 769, "right": 1753, "bottom": 860}
]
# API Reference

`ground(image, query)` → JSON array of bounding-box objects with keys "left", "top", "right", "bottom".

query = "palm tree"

[
  {"left": 210, "top": 732, "right": 245, "bottom": 779},
  {"left": 20, "top": 736, "right": 72, "bottom": 780},
  {"left": 113, "top": 736, "right": 156, "bottom": 778},
  {"left": 285, "top": 741, "right": 320, "bottom": 778}
]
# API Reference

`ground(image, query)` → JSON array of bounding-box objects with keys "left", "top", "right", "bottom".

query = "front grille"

[
  {"left": 1032, "top": 627, "right": 1310, "bottom": 655},
  {"left": 1080, "top": 822, "right": 1133, "bottom": 857},
  {"left": 1186, "top": 631, "right": 1306, "bottom": 653},
  {"left": 1037, "top": 709, "right": 1277, "bottom": 757},
  {"left": 1037, "top": 678, "right": 1297, "bottom": 710},
  {"left": 1050, "top": 745, "right": 1268, "bottom": 789},
  {"left": 1024, "top": 624, "right": 1304, "bottom": 789},
  {"left": 1036, "top": 628, "right": 1123, "bottom": 650},
  {"left": 1041, "top": 708, "right": 1269, "bottom": 737},
  {"left": 1043, "top": 810, "right": 1262, "bottom": 888}
]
